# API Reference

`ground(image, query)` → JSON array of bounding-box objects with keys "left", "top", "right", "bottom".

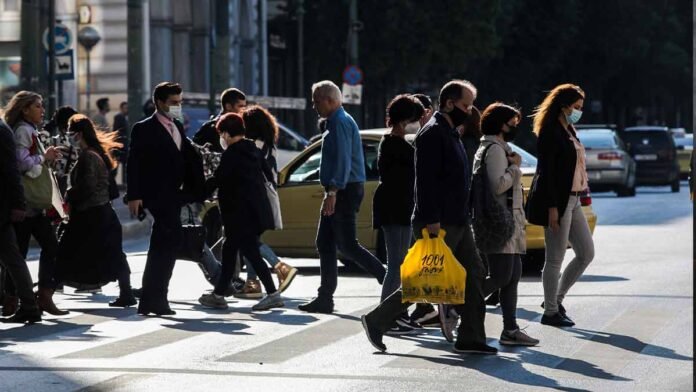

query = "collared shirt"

[
  {"left": 319, "top": 106, "right": 366, "bottom": 189},
  {"left": 568, "top": 133, "right": 588, "bottom": 191},
  {"left": 156, "top": 112, "right": 182, "bottom": 150}
]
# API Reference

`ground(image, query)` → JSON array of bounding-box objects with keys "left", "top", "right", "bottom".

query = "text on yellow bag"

[{"left": 401, "top": 229, "right": 467, "bottom": 305}]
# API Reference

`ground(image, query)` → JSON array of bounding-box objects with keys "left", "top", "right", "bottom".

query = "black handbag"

[
  {"left": 175, "top": 205, "right": 206, "bottom": 262},
  {"left": 471, "top": 144, "right": 515, "bottom": 253}
]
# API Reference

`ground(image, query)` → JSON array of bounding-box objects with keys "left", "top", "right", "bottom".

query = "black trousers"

[
  {"left": 6, "top": 213, "right": 58, "bottom": 292},
  {"left": 139, "top": 205, "right": 181, "bottom": 309},
  {"left": 214, "top": 228, "right": 276, "bottom": 296},
  {"left": 0, "top": 222, "right": 37, "bottom": 307},
  {"left": 483, "top": 253, "right": 522, "bottom": 331},
  {"left": 365, "top": 223, "right": 488, "bottom": 345}
]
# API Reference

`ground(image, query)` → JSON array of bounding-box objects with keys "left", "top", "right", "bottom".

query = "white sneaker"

[{"left": 251, "top": 292, "right": 284, "bottom": 311}]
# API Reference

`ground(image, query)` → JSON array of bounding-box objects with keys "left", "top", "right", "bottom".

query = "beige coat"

[{"left": 472, "top": 136, "right": 526, "bottom": 254}]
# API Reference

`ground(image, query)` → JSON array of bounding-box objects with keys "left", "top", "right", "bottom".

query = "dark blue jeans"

[{"left": 316, "top": 182, "right": 385, "bottom": 298}]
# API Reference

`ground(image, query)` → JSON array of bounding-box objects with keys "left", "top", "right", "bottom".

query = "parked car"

[
  {"left": 622, "top": 126, "right": 680, "bottom": 192},
  {"left": 671, "top": 129, "right": 692, "bottom": 179},
  {"left": 576, "top": 129, "right": 636, "bottom": 197},
  {"left": 202, "top": 129, "right": 596, "bottom": 272}
]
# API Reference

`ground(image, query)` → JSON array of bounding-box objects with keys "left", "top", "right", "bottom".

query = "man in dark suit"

[
  {"left": 127, "top": 82, "right": 205, "bottom": 316},
  {"left": 0, "top": 118, "right": 41, "bottom": 323}
]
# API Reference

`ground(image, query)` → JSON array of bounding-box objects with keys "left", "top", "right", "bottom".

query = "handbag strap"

[{"left": 479, "top": 143, "right": 514, "bottom": 208}]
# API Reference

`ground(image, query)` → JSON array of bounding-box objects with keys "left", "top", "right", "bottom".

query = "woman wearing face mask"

[
  {"left": 57, "top": 115, "right": 136, "bottom": 307},
  {"left": 473, "top": 103, "right": 539, "bottom": 346},
  {"left": 526, "top": 84, "right": 594, "bottom": 327},
  {"left": 3, "top": 91, "right": 67, "bottom": 317},
  {"left": 371, "top": 94, "right": 424, "bottom": 334},
  {"left": 234, "top": 105, "right": 298, "bottom": 299},
  {"left": 198, "top": 112, "right": 284, "bottom": 311}
]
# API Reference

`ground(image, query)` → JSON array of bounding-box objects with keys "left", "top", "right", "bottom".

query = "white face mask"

[
  {"left": 167, "top": 104, "right": 183, "bottom": 120},
  {"left": 404, "top": 121, "right": 421, "bottom": 134},
  {"left": 219, "top": 135, "right": 228, "bottom": 150}
]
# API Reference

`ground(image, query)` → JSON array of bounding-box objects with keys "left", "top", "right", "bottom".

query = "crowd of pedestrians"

[{"left": 0, "top": 78, "right": 595, "bottom": 357}]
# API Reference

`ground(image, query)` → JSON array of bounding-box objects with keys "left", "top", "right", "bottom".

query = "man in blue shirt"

[{"left": 299, "top": 81, "right": 386, "bottom": 314}]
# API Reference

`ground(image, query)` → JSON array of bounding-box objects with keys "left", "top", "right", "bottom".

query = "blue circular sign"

[
  {"left": 43, "top": 24, "right": 73, "bottom": 55},
  {"left": 343, "top": 65, "right": 363, "bottom": 86}
]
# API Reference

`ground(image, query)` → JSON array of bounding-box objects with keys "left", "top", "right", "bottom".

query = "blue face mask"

[{"left": 566, "top": 108, "right": 583, "bottom": 124}]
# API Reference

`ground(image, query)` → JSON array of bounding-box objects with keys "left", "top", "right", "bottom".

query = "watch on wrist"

[{"left": 326, "top": 190, "right": 337, "bottom": 197}]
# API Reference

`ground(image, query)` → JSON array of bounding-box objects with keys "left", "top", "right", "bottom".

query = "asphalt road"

[{"left": 1, "top": 183, "right": 693, "bottom": 391}]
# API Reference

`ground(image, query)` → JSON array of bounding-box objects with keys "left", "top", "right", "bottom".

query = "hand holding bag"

[
  {"left": 401, "top": 229, "right": 467, "bottom": 305},
  {"left": 175, "top": 204, "right": 206, "bottom": 262}
]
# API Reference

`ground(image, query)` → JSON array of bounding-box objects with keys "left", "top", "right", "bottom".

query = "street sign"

[
  {"left": 342, "top": 65, "right": 363, "bottom": 86},
  {"left": 42, "top": 23, "right": 73, "bottom": 55},
  {"left": 342, "top": 83, "right": 362, "bottom": 105},
  {"left": 45, "top": 49, "right": 74, "bottom": 81}
]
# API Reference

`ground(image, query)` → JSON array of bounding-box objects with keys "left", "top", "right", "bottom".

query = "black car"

[{"left": 622, "top": 126, "right": 680, "bottom": 192}]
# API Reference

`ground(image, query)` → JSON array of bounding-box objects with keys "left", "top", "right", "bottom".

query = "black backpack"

[{"left": 471, "top": 144, "right": 515, "bottom": 253}]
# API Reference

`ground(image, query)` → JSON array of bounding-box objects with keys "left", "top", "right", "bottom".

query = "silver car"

[{"left": 577, "top": 129, "right": 637, "bottom": 197}]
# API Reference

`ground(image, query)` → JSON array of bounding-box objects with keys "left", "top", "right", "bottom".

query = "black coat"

[
  {"left": 214, "top": 139, "right": 274, "bottom": 236},
  {"left": 412, "top": 112, "right": 472, "bottom": 226},
  {"left": 126, "top": 115, "right": 205, "bottom": 209},
  {"left": 0, "top": 120, "right": 25, "bottom": 223},
  {"left": 372, "top": 134, "right": 414, "bottom": 228},
  {"left": 525, "top": 120, "right": 578, "bottom": 226},
  {"left": 192, "top": 116, "right": 223, "bottom": 153}
]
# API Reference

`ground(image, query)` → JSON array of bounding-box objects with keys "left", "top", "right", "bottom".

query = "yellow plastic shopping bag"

[{"left": 401, "top": 228, "right": 467, "bottom": 304}]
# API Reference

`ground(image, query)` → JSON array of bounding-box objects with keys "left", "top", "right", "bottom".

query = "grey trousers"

[{"left": 542, "top": 195, "right": 595, "bottom": 316}]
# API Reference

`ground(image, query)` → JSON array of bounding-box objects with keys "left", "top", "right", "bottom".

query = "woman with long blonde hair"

[
  {"left": 56, "top": 114, "right": 137, "bottom": 307},
  {"left": 3, "top": 91, "right": 67, "bottom": 317},
  {"left": 526, "top": 84, "right": 595, "bottom": 327}
]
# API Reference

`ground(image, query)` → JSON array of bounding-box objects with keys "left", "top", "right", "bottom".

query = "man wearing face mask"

[
  {"left": 126, "top": 82, "right": 205, "bottom": 316},
  {"left": 361, "top": 80, "right": 495, "bottom": 355}
]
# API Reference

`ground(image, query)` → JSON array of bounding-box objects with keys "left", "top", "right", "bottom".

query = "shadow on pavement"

[
  {"left": 385, "top": 335, "right": 630, "bottom": 391},
  {"left": 519, "top": 275, "right": 629, "bottom": 283},
  {"left": 570, "top": 328, "right": 693, "bottom": 361}
]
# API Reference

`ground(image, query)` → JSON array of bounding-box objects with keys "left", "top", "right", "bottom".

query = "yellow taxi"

[{"left": 243, "top": 129, "right": 597, "bottom": 271}]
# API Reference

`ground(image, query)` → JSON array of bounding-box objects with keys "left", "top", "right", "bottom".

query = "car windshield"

[
  {"left": 509, "top": 143, "right": 536, "bottom": 168},
  {"left": 623, "top": 131, "right": 674, "bottom": 148},
  {"left": 577, "top": 133, "right": 617, "bottom": 149},
  {"left": 674, "top": 136, "right": 693, "bottom": 148}
]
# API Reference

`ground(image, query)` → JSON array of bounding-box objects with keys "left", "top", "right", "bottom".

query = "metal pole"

[
  {"left": 348, "top": 0, "right": 361, "bottom": 125},
  {"left": 86, "top": 50, "right": 91, "bottom": 114},
  {"left": 297, "top": 0, "right": 305, "bottom": 133},
  {"left": 20, "top": 0, "right": 41, "bottom": 91},
  {"left": 47, "top": 0, "right": 56, "bottom": 117},
  {"left": 259, "top": 0, "right": 268, "bottom": 96},
  {"left": 127, "top": 0, "right": 145, "bottom": 129},
  {"left": 209, "top": 0, "right": 216, "bottom": 116}
]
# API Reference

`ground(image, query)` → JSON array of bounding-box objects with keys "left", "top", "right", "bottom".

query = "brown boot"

[
  {"left": 2, "top": 295, "right": 18, "bottom": 317},
  {"left": 36, "top": 287, "right": 69, "bottom": 316},
  {"left": 232, "top": 279, "right": 263, "bottom": 299},
  {"left": 273, "top": 261, "right": 298, "bottom": 293}
]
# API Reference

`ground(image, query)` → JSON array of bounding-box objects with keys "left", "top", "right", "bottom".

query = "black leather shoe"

[
  {"left": 2, "top": 306, "right": 42, "bottom": 324},
  {"left": 485, "top": 291, "right": 500, "bottom": 306},
  {"left": 137, "top": 304, "right": 175, "bottom": 316},
  {"left": 540, "top": 301, "right": 567, "bottom": 317},
  {"left": 298, "top": 297, "right": 334, "bottom": 314},
  {"left": 109, "top": 295, "right": 138, "bottom": 308},
  {"left": 453, "top": 341, "right": 498, "bottom": 355},
  {"left": 361, "top": 315, "right": 386, "bottom": 352},
  {"left": 541, "top": 312, "right": 575, "bottom": 327}
]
